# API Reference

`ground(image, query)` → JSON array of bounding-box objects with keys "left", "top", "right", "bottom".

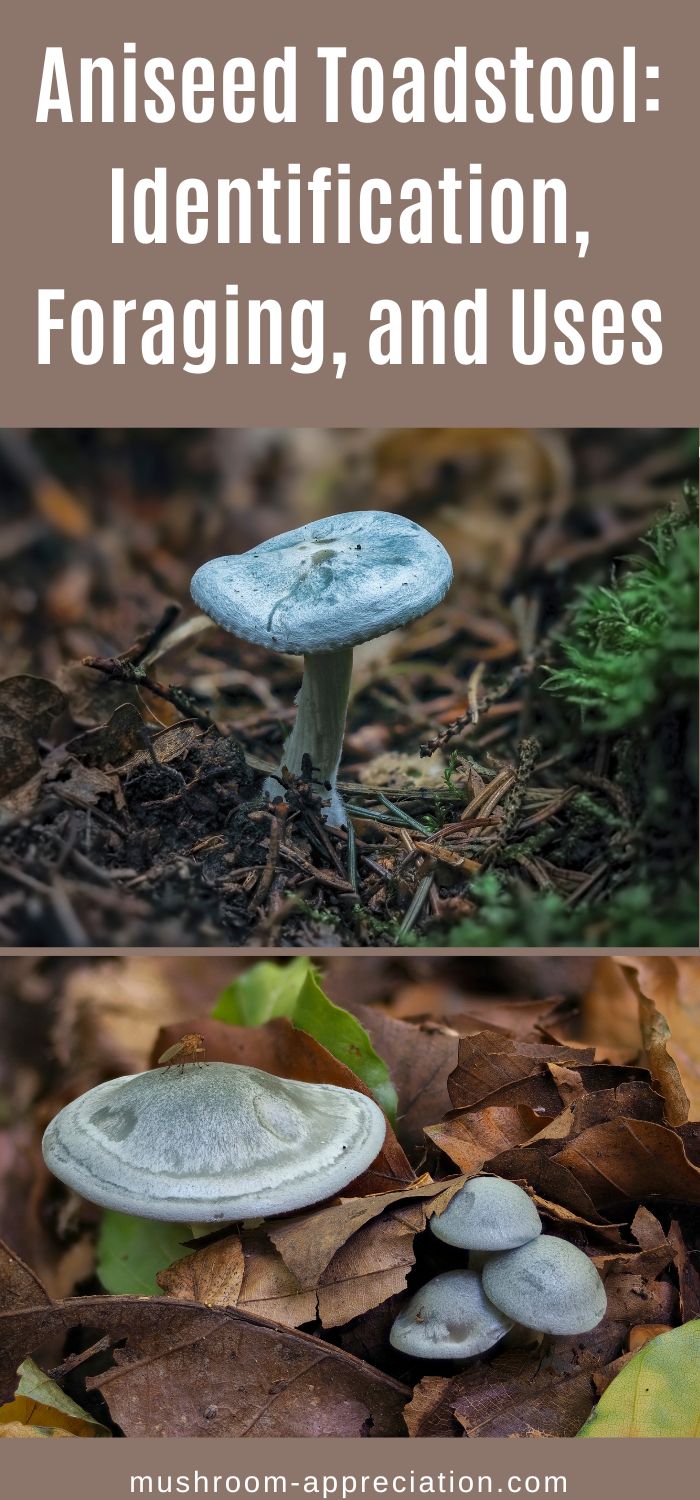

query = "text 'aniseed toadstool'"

[
  {"left": 42, "top": 1061, "right": 387, "bottom": 1223},
  {"left": 389, "top": 1269, "right": 513, "bottom": 1361},
  {"left": 191, "top": 511, "right": 453, "bottom": 827}
]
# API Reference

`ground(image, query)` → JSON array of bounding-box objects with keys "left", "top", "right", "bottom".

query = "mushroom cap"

[
  {"left": 431, "top": 1175, "right": 542, "bottom": 1252},
  {"left": 389, "top": 1269, "right": 513, "bottom": 1360},
  {"left": 41, "top": 1062, "right": 387, "bottom": 1223},
  {"left": 482, "top": 1235, "right": 608, "bottom": 1336},
  {"left": 190, "top": 511, "right": 453, "bottom": 655}
]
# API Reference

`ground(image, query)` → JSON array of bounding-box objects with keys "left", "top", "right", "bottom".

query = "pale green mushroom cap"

[
  {"left": 42, "top": 1062, "right": 387, "bottom": 1223},
  {"left": 389, "top": 1269, "right": 513, "bottom": 1360},
  {"left": 431, "top": 1175, "right": 542, "bottom": 1252},
  {"left": 482, "top": 1235, "right": 608, "bottom": 1336},
  {"left": 190, "top": 511, "right": 453, "bottom": 655}
]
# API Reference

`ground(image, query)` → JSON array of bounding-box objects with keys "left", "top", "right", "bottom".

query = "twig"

[
  {"left": 253, "top": 807, "right": 285, "bottom": 907},
  {"left": 83, "top": 653, "right": 215, "bottom": 728},
  {"left": 377, "top": 792, "right": 433, "bottom": 835},
  {"left": 130, "top": 604, "right": 182, "bottom": 666},
  {"left": 278, "top": 844, "right": 354, "bottom": 893},
  {"left": 394, "top": 873, "right": 434, "bottom": 943},
  {"left": 140, "top": 612, "right": 213, "bottom": 669},
  {"left": 467, "top": 661, "right": 486, "bottom": 723},
  {"left": 50, "top": 881, "right": 89, "bottom": 945},
  {"left": 420, "top": 659, "right": 535, "bottom": 755},
  {"left": 346, "top": 819, "right": 358, "bottom": 891}
]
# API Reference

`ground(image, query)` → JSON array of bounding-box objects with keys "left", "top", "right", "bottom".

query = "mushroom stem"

[
  {"left": 266, "top": 647, "right": 354, "bottom": 827},
  {"left": 502, "top": 1324, "right": 544, "bottom": 1351},
  {"left": 467, "top": 1250, "right": 493, "bottom": 1272}
]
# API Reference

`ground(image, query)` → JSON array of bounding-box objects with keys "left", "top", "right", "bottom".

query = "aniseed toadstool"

[
  {"left": 41, "top": 1061, "right": 387, "bottom": 1223},
  {"left": 431, "top": 1175, "right": 542, "bottom": 1268},
  {"left": 482, "top": 1234, "right": 608, "bottom": 1336},
  {"left": 389, "top": 1269, "right": 513, "bottom": 1361},
  {"left": 190, "top": 511, "right": 453, "bottom": 828}
]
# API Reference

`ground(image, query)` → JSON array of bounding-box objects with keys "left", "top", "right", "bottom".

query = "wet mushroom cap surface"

[
  {"left": 431, "top": 1175, "right": 543, "bottom": 1252},
  {"left": 390, "top": 1269, "right": 514, "bottom": 1360},
  {"left": 482, "top": 1234, "right": 608, "bottom": 1335},
  {"left": 190, "top": 511, "right": 453, "bottom": 655},
  {"left": 41, "top": 1062, "right": 387, "bottom": 1223}
]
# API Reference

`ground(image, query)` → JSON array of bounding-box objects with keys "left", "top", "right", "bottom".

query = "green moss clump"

[
  {"left": 544, "top": 492, "right": 698, "bottom": 731},
  {"left": 432, "top": 871, "right": 698, "bottom": 949},
  {"left": 421, "top": 491, "right": 699, "bottom": 949}
]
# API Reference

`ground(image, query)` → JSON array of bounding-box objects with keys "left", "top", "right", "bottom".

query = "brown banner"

[
  {"left": 1, "top": 1437, "right": 698, "bottom": 1490},
  {"left": 0, "top": 1, "right": 697, "bottom": 425}
]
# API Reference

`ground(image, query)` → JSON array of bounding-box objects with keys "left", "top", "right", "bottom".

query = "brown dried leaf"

[
  {"left": 630, "top": 1205, "right": 668, "bottom": 1250},
  {"left": 0, "top": 1422, "right": 73, "bottom": 1438},
  {"left": 529, "top": 1079, "right": 665, "bottom": 1146},
  {"left": 52, "top": 762, "right": 123, "bottom": 811},
  {"left": 409, "top": 1350, "right": 600, "bottom": 1438},
  {"left": 0, "top": 730, "right": 41, "bottom": 796},
  {"left": 443, "top": 996, "right": 576, "bottom": 1040},
  {"left": 163, "top": 1182, "right": 462, "bottom": 1335},
  {"left": 403, "top": 1376, "right": 462, "bottom": 1438},
  {"left": 0, "top": 1242, "right": 51, "bottom": 1314},
  {"left": 532, "top": 1197, "right": 625, "bottom": 1245},
  {"left": 667, "top": 1221, "right": 700, "bottom": 1321},
  {"left": 581, "top": 958, "right": 645, "bottom": 1054},
  {"left": 0, "top": 677, "right": 67, "bottom": 739},
  {"left": 425, "top": 1105, "right": 541, "bottom": 1174},
  {"left": 66, "top": 704, "right": 145, "bottom": 769},
  {"left": 487, "top": 1147, "right": 608, "bottom": 1222},
  {"left": 237, "top": 1233, "right": 318, "bottom": 1327},
  {"left": 597, "top": 1273, "right": 677, "bottom": 1327},
  {"left": 0, "top": 678, "right": 68, "bottom": 794},
  {"left": 592, "top": 1211, "right": 675, "bottom": 1322},
  {"left": 547, "top": 1061, "right": 585, "bottom": 1103},
  {"left": 0, "top": 1297, "right": 409, "bottom": 1437},
  {"left": 317, "top": 1204, "right": 425, "bottom": 1329},
  {"left": 267, "top": 1178, "right": 466, "bottom": 1289},
  {"left": 348, "top": 1004, "right": 458, "bottom": 1152},
  {"left": 158, "top": 1230, "right": 317, "bottom": 1329},
  {"left": 628, "top": 1324, "right": 673, "bottom": 1354},
  {"left": 120, "top": 720, "right": 205, "bottom": 773},
  {"left": 158, "top": 1233, "right": 245, "bottom": 1308},
  {"left": 554, "top": 1119, "right": 700, "bottom": 1211},
  {"left": 619, "top": 958, "right": 700, "bottom": 1120},
  {"left": 447, "top": 1030, "right": 595, "bottom": 1113}
]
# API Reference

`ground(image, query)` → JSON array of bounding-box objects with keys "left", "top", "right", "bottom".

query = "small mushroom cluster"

[{"left": 390, "top": 1176, "right": 607, "bottom": 1360}]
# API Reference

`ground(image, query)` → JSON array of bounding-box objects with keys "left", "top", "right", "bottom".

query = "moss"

[
  {"left": 425, "top": 871, "right": 698, "bottom": 949},
  {"left": 544, "top": 489, "right": 698, "bottom": 732},
  {"left": 421, "top": 492, "right": 699, "bottom": 948}
]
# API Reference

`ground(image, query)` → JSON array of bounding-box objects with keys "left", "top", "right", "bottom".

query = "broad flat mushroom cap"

[
  {"left": 389, "top": 1269, "right": 513, "bottom": 1360},
  {"left": 42, "top": 1062, "right": 387, "bottom": 1223},
  {"left": 431, "top": 1175, "right": 542, "bottom": 1252},
  {"left": 482, "top": 1235, "right": 608, "bottom": 1335},
  {"left": 190, "top": 511, "right": 453, "bottom": 655}
]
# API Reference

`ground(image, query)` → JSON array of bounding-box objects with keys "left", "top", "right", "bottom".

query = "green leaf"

[
  {"left": 0, "top": 1357, "right": 110, "bottom": 1435},
  {"left": 212, "top": 958, "right": 397, "bottom": 1122},
  {"left": 96, "top": 1210, "right": 192, "bottom": 1295},
  {"left": 578, "top": 1323, "right": 700, "bottom": 1437},
  {"left": 212, "top": 956, "right": 312, "bottom": 1026}
]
